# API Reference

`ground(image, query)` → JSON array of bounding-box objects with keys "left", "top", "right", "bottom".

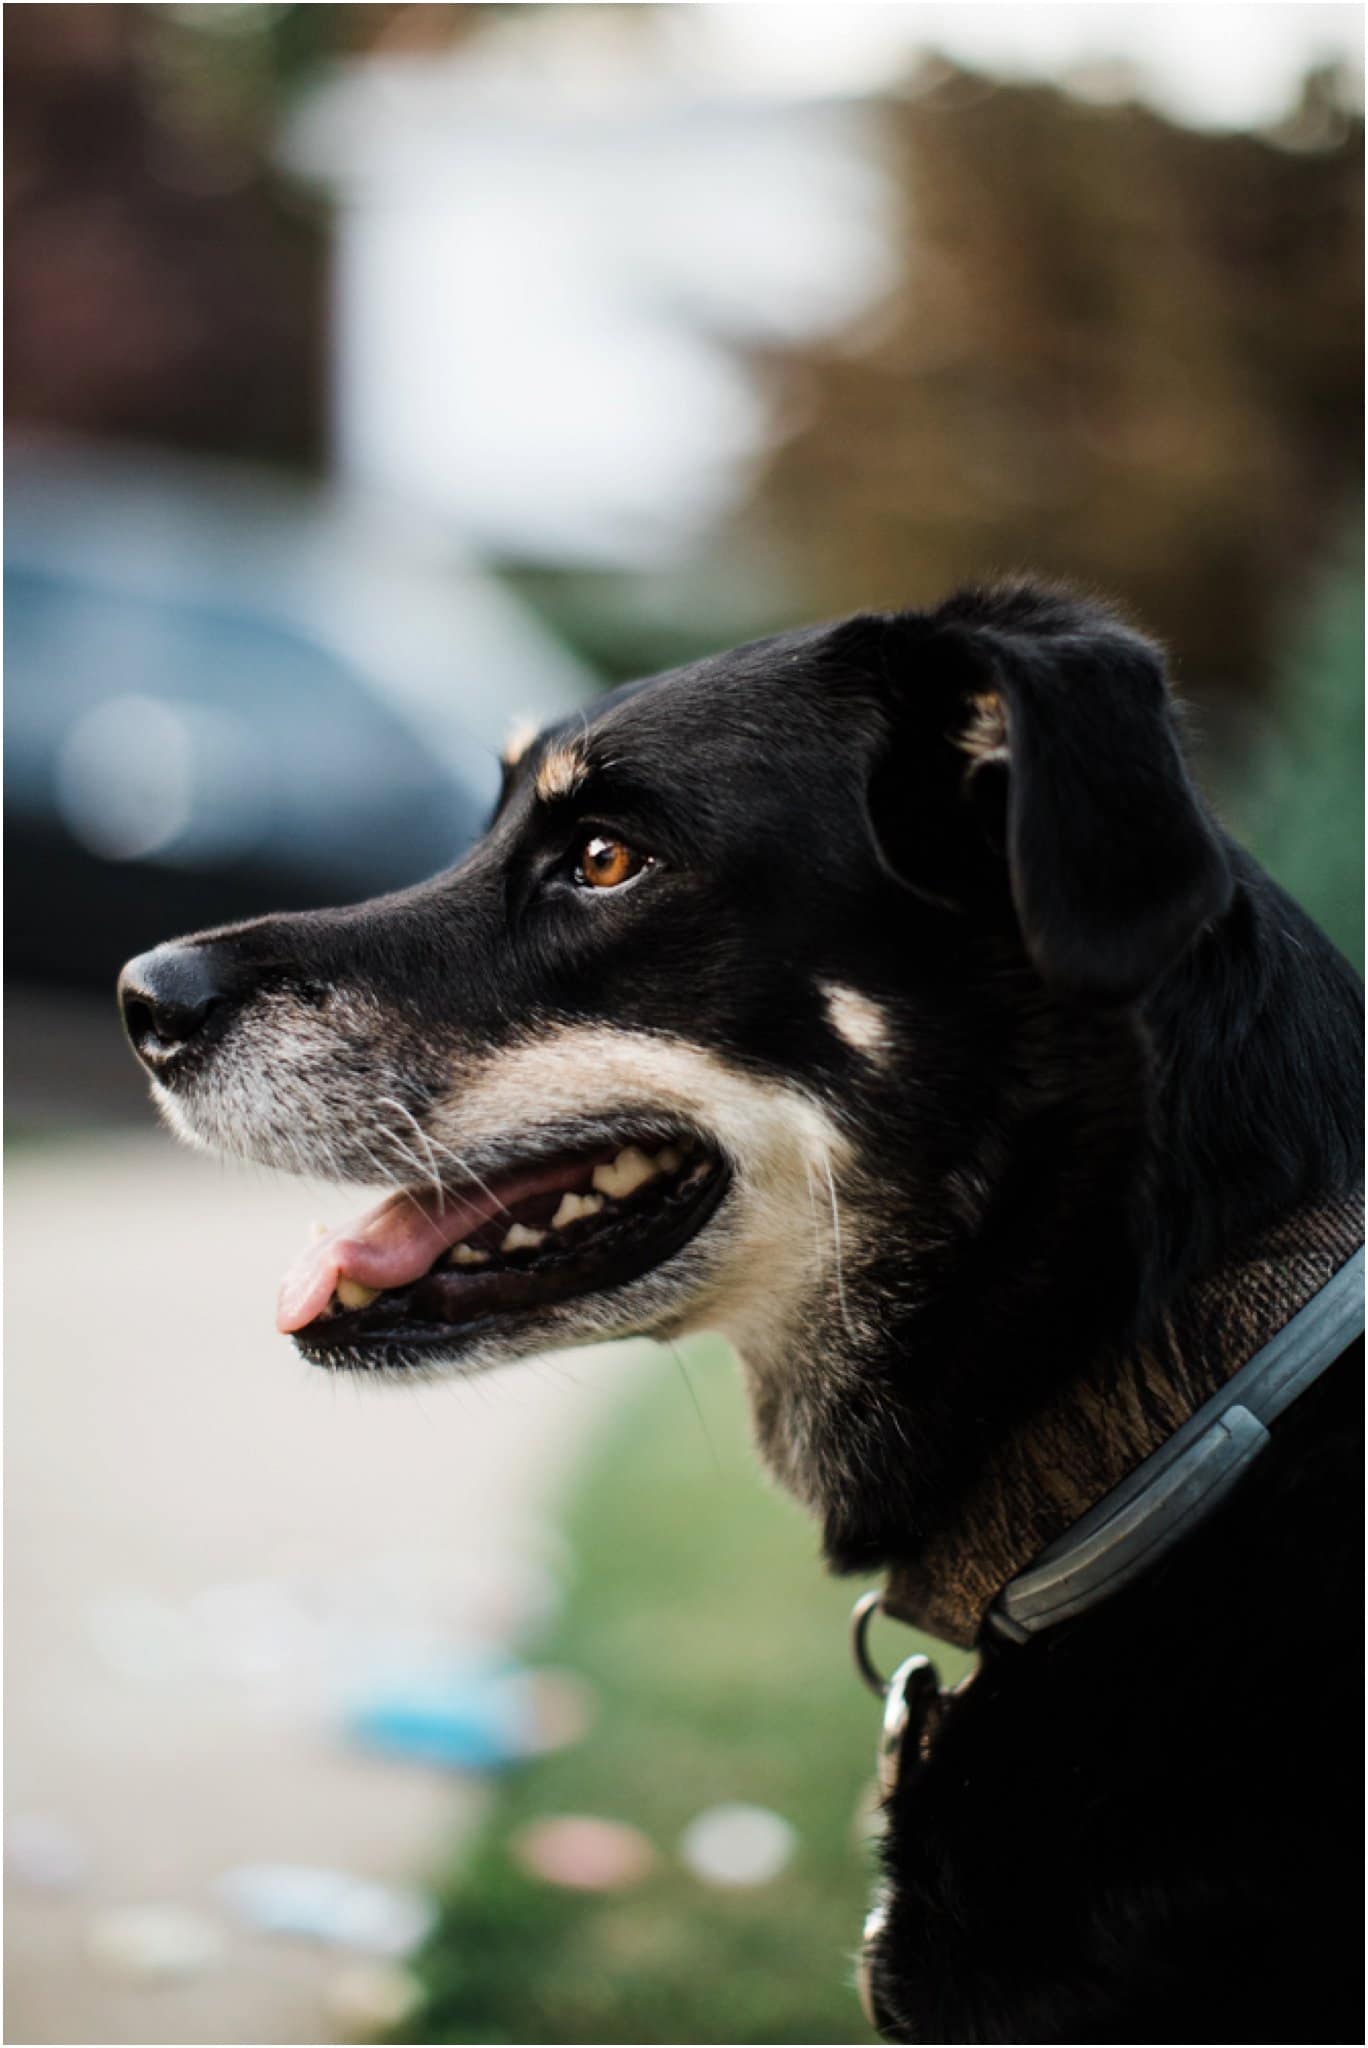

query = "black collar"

[
  {"left": 989, "top": 1241, "right": 1363, "bottom": 1641},
  {"left": 879, "top": 1188, "right": 1364, "bottom": 1647}
]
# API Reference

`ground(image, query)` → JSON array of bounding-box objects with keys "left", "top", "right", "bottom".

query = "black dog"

[{"left": 120, "top": 584, "right": 1363, "bottom": 2044}]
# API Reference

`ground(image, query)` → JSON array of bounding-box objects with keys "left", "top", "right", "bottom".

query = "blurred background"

[{"left": 4, "top": 5, "right": 1362, "bottom": 2043}]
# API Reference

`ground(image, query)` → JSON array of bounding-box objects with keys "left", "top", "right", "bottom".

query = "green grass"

[
  {"left": 1225, "top": 538, "right": 1365, "bottom": 971},
  {"left": 400, "top": 1337, "right": 970, "bottom": 2045}
]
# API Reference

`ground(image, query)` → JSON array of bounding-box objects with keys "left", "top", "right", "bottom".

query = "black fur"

[
  {"left": 122, "top": 583, "right": 1363, "bottom": 2043},
  {"left": 876, "top": 1354, "right": 1361, "bottom": 2046}
]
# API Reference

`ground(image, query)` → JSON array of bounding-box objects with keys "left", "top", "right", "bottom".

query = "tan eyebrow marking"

[
  {"left": 502, "top": 717, "right": 539, "bottom": 768},
  {"left": 535, "top": 736, "right": 589, "bottom": 802}
]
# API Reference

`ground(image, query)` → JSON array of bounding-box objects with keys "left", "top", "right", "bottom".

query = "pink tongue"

[{"left": 276, "top": 1154, "right": 598, "bottom": 1335}]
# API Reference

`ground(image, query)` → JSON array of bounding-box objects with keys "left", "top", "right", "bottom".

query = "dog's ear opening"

[{"left": 857, "top": 589, "right": 1234, "bottom": 1003}]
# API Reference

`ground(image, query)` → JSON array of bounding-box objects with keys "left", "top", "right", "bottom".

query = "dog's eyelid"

[
  {"left": 561, "top": 794, "right": 676, "bottom": 855},
  {"left": 572, "top": 831, "right": 658, "bottom": 893},
  {"left": 573, "top": 809, "right": 648, "bottom": 843}
]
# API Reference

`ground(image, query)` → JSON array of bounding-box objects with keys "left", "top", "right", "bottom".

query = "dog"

[{"left": 120, "top": 583, "right": 1363, "bottom": 2044}]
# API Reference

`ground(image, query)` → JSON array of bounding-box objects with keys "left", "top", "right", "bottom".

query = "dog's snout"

[{"left": 118, "top": 942, "right": 232, "bottom": 1071}]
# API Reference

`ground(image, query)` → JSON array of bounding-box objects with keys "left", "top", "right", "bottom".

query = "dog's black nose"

[{"left": 118, "top": 942, "right": 230, "bottom": 1070}]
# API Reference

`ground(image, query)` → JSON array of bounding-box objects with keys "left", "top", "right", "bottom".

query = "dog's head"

[{"left": 119, "top": 585, "right": 1231, "bottom": 1545}]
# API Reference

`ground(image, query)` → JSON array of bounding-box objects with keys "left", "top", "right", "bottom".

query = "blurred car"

[{"left": 4, "top": 438, "right": 594, "bottom": 991}]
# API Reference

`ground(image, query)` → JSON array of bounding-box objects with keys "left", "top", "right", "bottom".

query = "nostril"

[
  {"left": 118, "top": 943, "right": 232, "bottom": 1068},
  {"left": 122, "top": 995, "right": 160, "bottom": 1051},
  {"left": 126, "top": 990, "right": 217, "bottom": 1052}
]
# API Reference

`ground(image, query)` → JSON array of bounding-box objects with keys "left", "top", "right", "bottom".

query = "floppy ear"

[{"left": 864, "top": 587, "right": 1234, "bottom": 1003}]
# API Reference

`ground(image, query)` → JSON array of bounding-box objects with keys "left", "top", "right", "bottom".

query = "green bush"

[{"left": 1225, "top": 541, "right": 1364, "bottom": 971}]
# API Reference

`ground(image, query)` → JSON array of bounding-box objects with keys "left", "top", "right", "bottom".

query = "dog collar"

[
  {"left": 989, "top": 1239, "right": 1363, "bottom": 1641},
  {"left": 878, "top": 1187, "right": 1364, "bottom": 1649},
  {"left": 851, "top": 1209, "right": 1360, "bottom": 2040},
  {"left": 849, "top": 1208, "right": 1363, "bottom": 2032}
]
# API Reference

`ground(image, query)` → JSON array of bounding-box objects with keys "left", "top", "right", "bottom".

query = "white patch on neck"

[{"left": 820, "top": 981, "right": 892, "bottom": 1062}]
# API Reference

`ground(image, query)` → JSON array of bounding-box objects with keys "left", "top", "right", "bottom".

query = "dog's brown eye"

[{"left": 576, "top": 835, "right": 648, "bottom": 890}]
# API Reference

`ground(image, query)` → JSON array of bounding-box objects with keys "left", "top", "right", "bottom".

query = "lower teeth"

[
  {"left": 335, "top": 1276, "right": 380, "bottom": 1311},
  {"left": 501, "top": 1223, "right": 546, "bottom": 1253}
]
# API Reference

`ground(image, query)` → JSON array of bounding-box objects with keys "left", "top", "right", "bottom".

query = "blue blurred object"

[
  {"left": 4, "top": 437, "right": 593, "bottom": 990},
  {"left": 215, "top": 1864, "right": 435, "bottom": 1955},
  {"left": 344, "top": 1660, "right": 540, "bottom": 1773}
]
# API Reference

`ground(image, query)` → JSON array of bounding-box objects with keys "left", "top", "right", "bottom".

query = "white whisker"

[
  {"left": 377, "top": 1095, "right": 447, "bottom": 1209},
  {"left": 819, "top": 1148, "right": 859, "bottom": 1346},
  {"left": 406, "top": 1117, "right": 512, "bottom": 1220}
]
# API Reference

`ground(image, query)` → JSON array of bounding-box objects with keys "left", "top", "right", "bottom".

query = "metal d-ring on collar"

[
  {"left": 851, "top": 1591, "right": 950, "bottom": 2037},
  {"left": 851, "top": 1590, "right": 947, "bottom": 1797}
]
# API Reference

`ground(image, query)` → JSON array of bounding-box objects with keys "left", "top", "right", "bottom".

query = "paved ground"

[{"left": 5, "top": 1111, "right": 643, "bottom": 2045}]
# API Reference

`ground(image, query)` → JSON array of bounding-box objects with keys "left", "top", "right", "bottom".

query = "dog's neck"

[
  {"left": 878, "top": 1186, "right": 1364, "bottom": 1647},
  {"left": 755, "top": 875, "right": 1363, "bottom": 1630}
]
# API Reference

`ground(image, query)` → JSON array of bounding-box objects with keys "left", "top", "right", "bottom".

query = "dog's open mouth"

[{"left": 280, "top": 1132, "right": 730, "bottom": 1366}]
